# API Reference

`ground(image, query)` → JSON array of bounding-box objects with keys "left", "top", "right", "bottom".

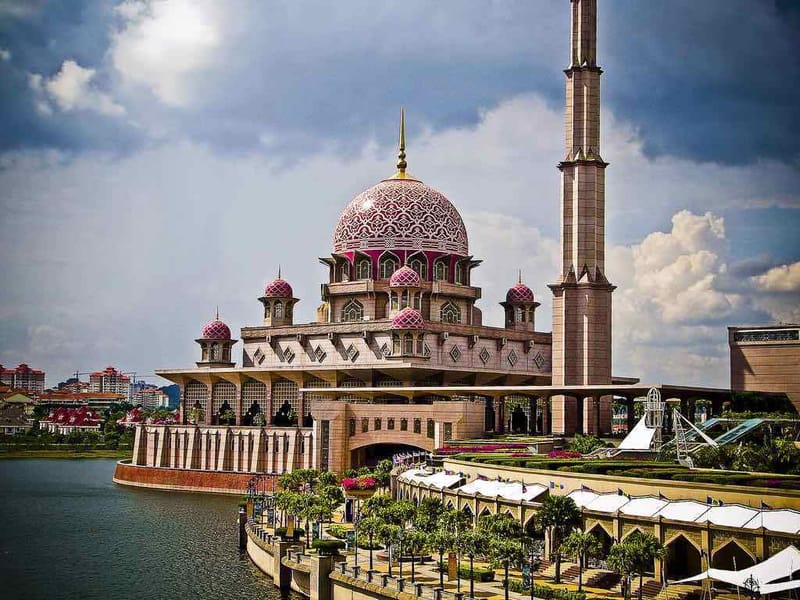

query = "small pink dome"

[
  {"left": 391, "top": 307, "right": 425, "bottom": 330},
  {"left": 506, "top": 283, "right": 535, "bottom": 304},
  {"left": 389, "top": 265, "right": 422, "bottom": 288},
  {"left": 264, "top": 278, "right": 293, "bottom": 298},
  {"left": 201, "top": 320, "right": 231, "bottom": 340}
]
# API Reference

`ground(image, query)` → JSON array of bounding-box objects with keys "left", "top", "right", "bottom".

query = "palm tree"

[
  {"left": 425, "top": 529, "right": 456, "bottom": 588},
  {"left": 629, "top": 532, "right": 666, "bottom": 600},
  {"left": 460, "top": 529, "right": 489, "bottom": 600},
  {"left": 561, "top": 531, "right": 602, "bottom": 590},
  {"left": 490, "top": 538, "right": 525, "bottom": 600},
  {"left": 533, "top": 495, "right": 581, "bottom": 583}
]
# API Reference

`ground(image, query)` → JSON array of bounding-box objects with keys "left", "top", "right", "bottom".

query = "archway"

[
  {"left": 665, "top": 535, "right": 702, "bottom": 581},
  {"left": 350, "top": 442, "right": 426, "bottom": 468},
  {"left": 587, "top": 524, "right": 613, "bottom": 559},
  {"left": 712, "top": 541, "right": 755, "bottom": 571}
]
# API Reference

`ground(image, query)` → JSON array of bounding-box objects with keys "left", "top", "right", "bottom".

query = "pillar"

[{"left": 235, "top": 384, "right": 243, "bottom": 426}]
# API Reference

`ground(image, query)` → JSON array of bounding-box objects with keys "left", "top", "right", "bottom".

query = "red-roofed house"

[{"left": 40, "top": 407, "right": 103, "bottom": 434}]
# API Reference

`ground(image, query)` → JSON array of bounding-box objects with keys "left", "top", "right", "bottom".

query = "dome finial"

[
  {"left": 518, "top": 269, "right": 522, "bottom": 285},
  {"left": 278, "top": 265, "right": 281, "bottom": 279},
  {"left": 397, "top": 107, "right": 407, "bottom": 174},
  {"left": 215, "top": 305, "right": 219, "bottom": 321}
]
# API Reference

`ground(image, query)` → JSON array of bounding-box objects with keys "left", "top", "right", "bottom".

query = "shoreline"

[{"left": 0, "top": 449, "right": 131, "bottom": 460}]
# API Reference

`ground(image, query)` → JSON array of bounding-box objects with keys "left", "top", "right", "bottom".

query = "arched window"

[
  {"left": 340, "top": 262, "right": 350, "bottom": 282},
  {"left": 413, "top": 292, "right": 421, "bottom": 310},
  {"left": 409, "top": 256, "right": 427, "bottom": 280},
  {"left": 356, "top": 259, "right": 371, "bottom": 280},
  {"left": 434, "top": 259, "right": 449, "bottom": 282},
  {"left": 416, "top": 335, "right": 424, "bottom": 355},
  {"left": 274, "top": 301, "right": 283, "bottom": 318},
  {"left": 455, "top": 262, "right": 465, "bottom": 285},
  {"left": 390, "top": 292, "right": 399, "bottom": 311},
  {"left": 264, "top": 301, "right": 271, "bottom": 319},
  {"left": 341, "top": 299, "right": 363, "bottom": 322},
  {"left": 211, "top": 343, "right": 220, "bottom": 360},
  {"left": 392, "top": 334, "right": 401, "bottom": 355},
  {"left": 400, "top": 290, "right": 409, "bottom": 309},
  {"left": 515, "top": 307, "right": 524, "bottom": 322},
  {"left": 403, "top": 333, "right": 414, "bottom": 355},
  {"left": 440, "top": 301, "right": 461, "bottom": 324},
  {"left": 380, "top": 254, "right": 399, "bottom": 279}
]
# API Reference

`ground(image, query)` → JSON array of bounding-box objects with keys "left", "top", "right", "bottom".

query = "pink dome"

[
  {"left": 506, "top": 283, "right": 535, "bottom": 304},
  {"left": 391, "top": 307, "right": 425, "bottom": 330},
  {"left": 389, "top": 265, "right": 422, "bottom": 287},
  {"left": 333, "top": 178, "right": 468, "bottom": 255},
  {"left": 201, "top": 320, "right": 231, "bottom": 340},
  {"left": 264, "top": 278, "right": 293, "bottom": 298}
]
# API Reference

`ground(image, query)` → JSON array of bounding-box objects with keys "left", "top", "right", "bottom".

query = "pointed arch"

[
  {"left": 665, "top": 534, "right": 702, "bottom": 581},
  {"left": 711, "top": 540, "right": 756, "bottom": 571},
  {"left": 433, "top": 256, "right": 449, "bottom": 282},
  {"left": 379, "top": 251, "right": 400, "bottom": 279},
  {"left": 341, "top": 298, "right": 363, "bottom": 322},
  {"left": 440, "top": 301, "right": 461, "bottom": 324},
  {"left": 408, "top": 252, "right": 428, "bottom": 280},
  {"left": 356, "top": 255, "right": 372, "bottom": 280}
]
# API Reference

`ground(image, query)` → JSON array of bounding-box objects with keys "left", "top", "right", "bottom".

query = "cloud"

[
  {"left": 0, "top": 48, "right": 10, "bottom": 61},
  {"left": 111, "top": 0, "right": 221, "bottom": 107},
  {"left": 751, "top": 262, "right": 800, "bottom": 293},
  {"left": 29, "top": 60, "right": 126, "bottom": 117},
  {"left": 0, "top": 93, "right": 797, "bottom": 388}
]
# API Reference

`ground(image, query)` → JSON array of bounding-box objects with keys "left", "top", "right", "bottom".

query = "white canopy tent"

[
  {"left": 459, "top": 479, "right": 548, "bottom": 502},
  {"left": 618, "top": 415, "right": 657, "bottom": 450},
  {"left": 676, "top": 545, "right": 800, "bottom": 594}
]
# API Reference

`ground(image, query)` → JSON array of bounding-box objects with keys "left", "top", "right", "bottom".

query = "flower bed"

[
  {"left": 342, "top": 476, "right": 376, "bottom": 491},
  {"left": 547, "top": 450, "right": 583, "bottom": 459},
  {"left": 436, "top": 443, "right": 531, "bottom": 455}
]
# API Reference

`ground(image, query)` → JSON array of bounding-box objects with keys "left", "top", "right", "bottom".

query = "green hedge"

[
  {"left": 506, "top": 578, "right": 586, "bottom": 600},
  {"left": 458, "top": 565, "right": 495, "bottom": 582},
  {"left": 327, "top": 524, "right": 348, "bottom": 539},
  {"left": 275, "top": 527, "right": 306, "bottom": 540},
  {"left": 312, "top": 539, "right": 345, "bottom": 555}
]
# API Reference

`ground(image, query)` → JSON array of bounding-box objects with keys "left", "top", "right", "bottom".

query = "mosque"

[{"left": 120, "top": 0, "right": 735, "bottom": 483}]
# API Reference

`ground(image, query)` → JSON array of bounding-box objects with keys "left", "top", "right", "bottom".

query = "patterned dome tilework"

[
  {"left": 390, "top": 307, "right": 425, "bottom": 330},
  {"left": 506, "top": 283, "right": 535, "bottom": 303},
  {"left": 333, "top": 179, "right": 468, "bottom": 255},
  {"left": 389, "top": 266, "right": 422, "bottom": 288},
  {"left": 201, "top": 320, "right": 231, "bottom": 340},
  {"left": 264, "top": 278, "right": 293, "bottom": 298}
]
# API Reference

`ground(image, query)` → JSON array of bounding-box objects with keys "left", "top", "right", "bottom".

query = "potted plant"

[{"left": 341, "top": 476, "right": 377, "bottom": 498}]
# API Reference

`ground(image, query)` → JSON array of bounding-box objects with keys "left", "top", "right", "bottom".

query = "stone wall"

[{"left": 113, "top": 460, "right": 267, "bottom": 495}]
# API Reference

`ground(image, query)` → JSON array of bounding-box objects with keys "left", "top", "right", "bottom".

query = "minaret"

[{"left": 549, "top": 0, "right": 615, "bottom": 434}]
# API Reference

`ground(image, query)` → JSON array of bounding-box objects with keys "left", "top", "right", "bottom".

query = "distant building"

[
  {"left": 0, "top": 364, "right": 45, "bottom": 393},
  {"left": 133, "top": 385, "right": 170, "bottom": 409},
  {"left": 729, "top": 324, "right": 800, "bottom": 411},
  {"left": 90, "top": 367, "right": 131, "bottom": 400},
  {"left": 40, "top": 407, "right": 103, "bottom": 434},
  {"left": 38, "top": 391, "right": 125, "bottom": 411},
  {"left": 0, "top": 388, "right": 38, "bottom": 416},
  {"left": 56, "top": 377, "right": 90, "bottom": 394}
]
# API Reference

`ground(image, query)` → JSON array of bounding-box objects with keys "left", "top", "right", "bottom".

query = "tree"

[
  {"left": 404, "top": 530, "right": 427, "bottom": 583},
  {"left": 359, "top": 516, "right": 383, "bottom": 570},
  {"left": 490, "top": 538, "right": 525, "bottom": 600},
  {"left": 628, "top": 532, "right": 665, "bottom": 600},
  {"left": 318, "top": 471, "right": 339, "bottom": 487},
  {"left": 377, "top": 524, "right": 403, "bottom": 577},
  {"left": 318, "top": 484, "right": 344, "bottom": 523},
  {"left": 607, "top": 541, "right": 637, "bottom": 600},
  {"left": 386, "top": 500, "right": 416, "bottom": 527},
  {"left": 414, "top": 497, "right": 444, "bottom": 533},
  {"left": 561, "top": 531, "right": 602, "bottom": 590},
  {"left": 361, "top": 494, "right": 393, "bottom": 519},
  {"left": 439, "top": 508, "right": 472, "bottom": 592},
  {"left": 478, "top": 513, "right": 524, "bottom": 540},
  {"left": 460, "top": 529, "right": 490, "bottom": 600},
  {"left": 533, "top": 495, "right": 582, "bottom": 583},
  {"left": 569, "top": 434, "right": 605, "bottom": 455},
  {"left": 425, "top": 529, "right": 456, "bottom": 587}
]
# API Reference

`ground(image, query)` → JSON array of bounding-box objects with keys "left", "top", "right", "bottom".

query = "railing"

[
  {"left": 245, "top": 519, "right": 276, "bottom": 554},
  {"left": 335, "top": 561, "right": 469, "bottom": 600}
]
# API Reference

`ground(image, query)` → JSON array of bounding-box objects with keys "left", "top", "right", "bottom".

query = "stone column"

[{"left": 235, "top": 384, "right": 243, "bottom": 426}]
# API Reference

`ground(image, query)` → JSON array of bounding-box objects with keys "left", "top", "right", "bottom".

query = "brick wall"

[{"left": 113, "top": 461, "right": 273, "bottom": 495}]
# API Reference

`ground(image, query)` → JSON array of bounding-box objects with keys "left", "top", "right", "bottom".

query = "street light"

[
  {"left": 743, "top": 575, "right": 760, "bottom": 600},
  {"left": 398, "top": 531, "right": 405, "bottom": 580}
]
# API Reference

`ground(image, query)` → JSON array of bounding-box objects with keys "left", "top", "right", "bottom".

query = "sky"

[{"left": 0, "top": 0, "right": 798, "bottom": 389}]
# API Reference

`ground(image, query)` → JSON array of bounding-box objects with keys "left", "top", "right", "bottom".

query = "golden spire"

[
  {"left": 518, "top": 269, "right": 523, "bottom": 285},
  {"left": 388, "top": 107, "right": 415, "bottom": 180},
  {"left": 215, "top": 306, "right": 219, "bottom": 320}
]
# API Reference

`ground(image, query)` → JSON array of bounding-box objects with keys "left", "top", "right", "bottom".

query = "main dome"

[{"left": 333, "top": 177, "right": 469, "bottom": 256}]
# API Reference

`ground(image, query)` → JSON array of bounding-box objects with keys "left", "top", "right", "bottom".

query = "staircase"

[
  {"left": 615, "top": 577, "right": 663, "bottom": 599},
  {"left": 585, "top": 569, "right": 621, "bottom": 589},
  {"left": 559, "top": 565, "right": 582, "bottom": 582},
  {"left": 654, "top": 584, "right": 703, "bottom": 600}
]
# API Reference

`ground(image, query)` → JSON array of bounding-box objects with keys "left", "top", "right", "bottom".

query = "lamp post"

[
  {"left": 398, "top": 531, "right": 405, "bottom": 580},
  {"left": 527, "top": 540, "right": 539, "bottom": 600},
  {"left": 743, "top": 575, "right": 760, "bottom": 600},
  {"left": 354, "top": 502, "right": 360, "bottom": 568}
]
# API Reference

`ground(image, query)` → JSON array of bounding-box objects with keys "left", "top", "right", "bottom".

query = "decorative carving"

[
  {"left": 479, "top": 347, "right": 491, "bottom": 365},
  {"left": 449, "top": 345, "right": 462, "bottom": 363},
  {"left": 507, "top": 349, "right": 518, "bottom": 367}
]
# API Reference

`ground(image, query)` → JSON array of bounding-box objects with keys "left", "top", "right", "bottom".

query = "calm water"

[{"left": 0, "top": 459, "right": 287, "bottom": 599}]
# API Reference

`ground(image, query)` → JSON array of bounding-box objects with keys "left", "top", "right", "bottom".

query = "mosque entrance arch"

[
  {"left": 711, "top": 541, "right": 755, "bottom": 571},
  {"left": 349, "top": 442, "right": 427, "bottom": 468},
  {"left": 665, "top": 535, "right": 702, "bottom": 581},
  {"left": 587, "top": 524, "right": 613, "bottom": 558}
]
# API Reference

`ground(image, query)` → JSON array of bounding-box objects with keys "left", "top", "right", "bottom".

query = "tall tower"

[{"left": 549, "top": 0, "right": 615, "bottom": 434}]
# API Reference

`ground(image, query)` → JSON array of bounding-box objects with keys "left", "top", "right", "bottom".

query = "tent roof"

[
  {"left": 743, "top": 509, "right": 800, "bottom": 534},
  {"left": 460, "top": 479, "right": 547, "bottom": 502},
  {"left": 695, "top": 505, "right": 760, "bottom": 528},
  {"left": 584, "top": 493, "right": 631, "bottom": 513},
  {"left": 567, "top": 490, "right": 599, "bottom": 508},
  {"left": 619, "top": 497, "right": 668, "bottom": 517},
  {"left": 656, "top": 500, "right": 710, "bottom": 522},
  {"left": 676, "top": 545, "right": 800, "bottom": 588}
]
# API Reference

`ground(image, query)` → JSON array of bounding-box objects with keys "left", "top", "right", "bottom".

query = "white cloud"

[
  {"left": 111, "top": 0, "right": 221, "bottom": 106},
  {"left": 751, "top": 262, "right": 800, "bottom": 293},
  {"left": 0, "top": 94, "right": 797, "bottom": 386},
  {"left": 0, "top": 48, "right": 10, "bottom": 61},
  {"left": 29, "top": 60, "right": 126, "bottom": 117}
]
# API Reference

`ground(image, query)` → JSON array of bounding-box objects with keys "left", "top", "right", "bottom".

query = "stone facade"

[{"left": 729, "top": 324, "right": 800, "bottom": 411}]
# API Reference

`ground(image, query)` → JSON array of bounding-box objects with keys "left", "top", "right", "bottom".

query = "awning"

[{"left": 675, "top": 545, "right": 800, "bottom": 592}]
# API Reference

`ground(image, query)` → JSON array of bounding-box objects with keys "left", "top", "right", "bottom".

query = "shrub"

[
  {"left": 312, "top": 539, "right": 345, "bottom": 555},
  {"left": 506, "top": 579, "right": 587, "bottom": 600},
  {"left": 327, "top": 524, "right": 348, "bottom": 539},
  {"left": 275, "top": 527, "right": 306, "bottom": 540}
]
